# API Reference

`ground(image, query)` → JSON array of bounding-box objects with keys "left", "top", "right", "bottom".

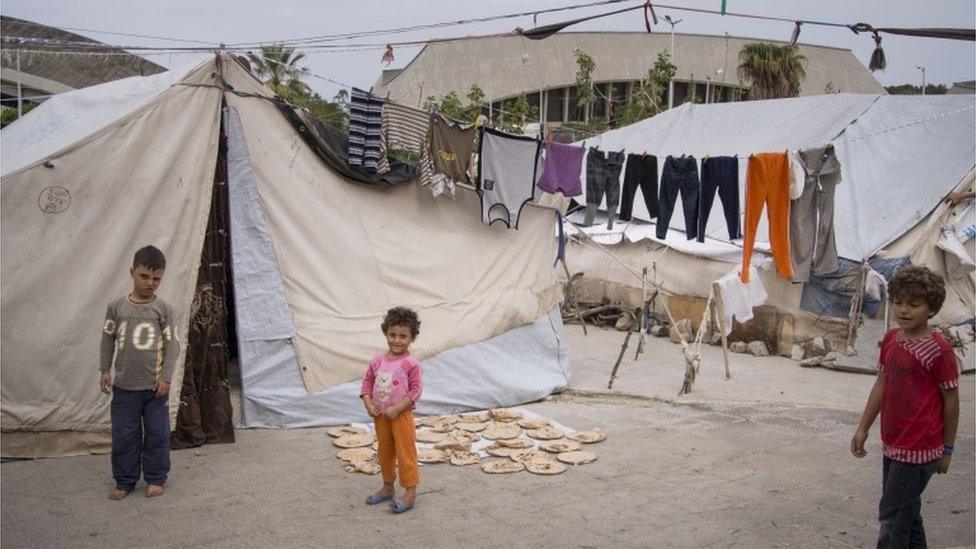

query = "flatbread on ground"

[
  {"left": 457, "top": 412, "right": 489, "bottom": 423},
  {"left": 494, "top": 438, "right": 533, "bottom": 449},
  {"left": 371, "top": 441, "right": 379, "bottom": 451},
  {"left": 516, "top": 418, "right": 550, "bottom": 430},
  {"left": 526, "top": 459, "right": 569, "bottom": 475},
  {"left": 455, "top": 422, "right": 487, "bottom": 432},
  {"left": 414, "top": 416, "right": 440, "bottom": 428},
  {"left": 485, "top": 444, "right": 523, "bottom": 458},
  {"left": 526, "top": 426, "right": 564, "bottom": 440},
  {"left": 539, "top": 439, "right": 583, "bottom": 453},
  {"left": 417, "top": 448, "right": 448, "bottom": 463},
  {"left": 482, "top": 460, "right": 525, "bottom": 474},
  {"left": 482, "top": 424, "right": 521, "bottom": 440},
  {"left": 568, "top": 430, "right": 606, "bottom": 444},
  {"left": 434, "top": 437, "right": 472, "bottom": 452},
  {"left": 556, "top": 450, "right": 598, "bottom": 465},
  {"left": 327, "top": 425, "right": 366, "bottom": 438},
  {"left": 333, "top": 433, "right": 375, "bottom": 448},
  {"left": 430, "top": 423, "right": 455, "bottom": 433},
  {"left": 336, "top": 447, "right": 376, "bottom": 462},
  {"left": 415, "top": 430, "right": 448, "bottom": 444},
  {"left": 449, "top": 450, "right": 481, "bottom": 466},
  {"left": 489, "top": 408, "right": 523, "bottom": 422},
  {"left": 345, "top": 459, "right": 381, "bottom": 475},
  {"left": 509, "top": 450, "right": 548, "bottom": 464}
]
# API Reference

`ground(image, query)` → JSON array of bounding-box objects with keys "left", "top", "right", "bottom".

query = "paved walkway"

[{"left": 2, "top": 325, "right": 973, "bottom": 548}]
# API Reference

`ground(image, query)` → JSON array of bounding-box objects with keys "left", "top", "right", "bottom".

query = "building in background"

[
  {"left": 1, "top": 16, "right": 165, "bottom": 110},
  {"left": 372, "top": 32, "right": 885, "bottom": 130},
  {"left": 947, "top": 80, "right": 975, "bottom": 94}
]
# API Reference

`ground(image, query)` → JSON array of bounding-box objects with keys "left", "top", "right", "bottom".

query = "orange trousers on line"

[
  {"left": 741, "top": 153, "right": 794, "bottom": 283},
  {"left": 375, "top": 409, "right": 419, "bottom": 488}
]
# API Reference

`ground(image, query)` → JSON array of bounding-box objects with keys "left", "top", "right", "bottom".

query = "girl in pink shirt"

[{"left": 360, "top": 307, "right": 423, "bottom": 514}]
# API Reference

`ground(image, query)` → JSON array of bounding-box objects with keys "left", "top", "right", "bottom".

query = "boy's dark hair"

[
  {"left": 888, "top": 265, "right": 946, "bottom": 313},
  {"left": 381, "top": 307, "right": 421, "bottom": 338},
  {"left": 133, "top": 245, "right": 166, "bottom": 271}
]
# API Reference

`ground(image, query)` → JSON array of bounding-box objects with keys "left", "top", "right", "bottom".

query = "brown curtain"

[{"left": 172, "top": 114, "right": 236, "bottom": 449}]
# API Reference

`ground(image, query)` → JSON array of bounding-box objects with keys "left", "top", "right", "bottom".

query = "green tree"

[
  {"left": 465, "top": 84, "right": 487, "bottom": 121},
  {"left": 617, "top": 50, "right": 677, "bottom": 126},
  {"left": 737, "top": 43, "right": 807, "bottom": 100},
  {"left": 498, "top": 94, "right": 539, "bottom": 133},
  {"left": 246, "top": 44, "right": 311, "bottom": 103},
  {"left": 0, "top": 102, "right": 38, "bottom": 129},
  {"left": 573, "top": 48, "right": 597, "bottom": 120},
  {"left": 885, "top": 83, "right": 948, "bottom": 95}
]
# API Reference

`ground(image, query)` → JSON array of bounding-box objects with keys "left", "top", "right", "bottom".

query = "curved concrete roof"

[{"left": 372, "top": 31, "right": 884, "bottom": 107}]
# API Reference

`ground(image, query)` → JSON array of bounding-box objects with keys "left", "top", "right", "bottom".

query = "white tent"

[
  {"left": 569, "top": 93, "right": 975, "bottom": 349},
  {"left": 1, "top": 54, "right": 570, "bottom": 457}
]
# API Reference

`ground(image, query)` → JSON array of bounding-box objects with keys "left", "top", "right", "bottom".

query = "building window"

[
  {"left": 609, "top": 82, "right": 629, "bottom": 120},
  {"left": 546, "top": 87, "right": 566, "bottom": 123},
  {"left": 568, "top": 86, "right": 585, "bottom": 122},
  {"left": 673, "top": 82, "right": 689, "bottom": 105},
  {"left": 592, "top": 83, "right": 609, "bottom": 120}
]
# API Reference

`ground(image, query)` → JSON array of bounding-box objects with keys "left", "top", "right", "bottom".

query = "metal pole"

[
  {"left": 917, "top": 66, "right": 927, "bottom": 95},
  {"left": 668, "top": 24, "right": 676, "bottom": 109},
  {"left": 16, "top": 49, "right": 23, "bottom": 118}
]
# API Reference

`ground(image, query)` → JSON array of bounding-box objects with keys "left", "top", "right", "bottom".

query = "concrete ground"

[{"left": 2, "top": 324, "right": 974, "bottom": 548}]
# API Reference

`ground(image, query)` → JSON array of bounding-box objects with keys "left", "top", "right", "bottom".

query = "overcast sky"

[{"left": 3, "top": 0, "right": 974, "bottom": 99}]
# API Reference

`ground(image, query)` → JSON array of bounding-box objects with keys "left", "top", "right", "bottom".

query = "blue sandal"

[
  {"left": 390, "top": 499, "right": 414, "bottom": 514},
  {"left": 366, "top": 493, "right": 394, "bottom": 505}
]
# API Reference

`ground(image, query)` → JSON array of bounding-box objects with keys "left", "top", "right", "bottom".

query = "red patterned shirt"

[{"left": 878, "top": 328, "right": 959, "bottom": 464}]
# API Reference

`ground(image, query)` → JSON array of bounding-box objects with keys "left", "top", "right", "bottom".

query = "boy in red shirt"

[{"left": 851, "top": 266, "right": 960, "bottom": 548}]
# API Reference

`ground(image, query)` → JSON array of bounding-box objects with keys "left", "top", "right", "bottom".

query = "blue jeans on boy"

[
  {"left": 111, "top": 387, "right": 171, "bottom": 490},
  {"left": 877, "top": 456, "right": 938, "bottom": 549}
]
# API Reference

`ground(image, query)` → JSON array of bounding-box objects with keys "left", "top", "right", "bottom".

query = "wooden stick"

[
  {"left": 711, "top": 282, "right": 732, "bottom": 380},
  {"left": 561, "top": 258, "right": 587, "bottom": 335},
  {"left": 634, "top": 267, "right": 648, "bottom": 360},
  {"left": 608, "top": 329, "right": 633, "bottom": 389}
]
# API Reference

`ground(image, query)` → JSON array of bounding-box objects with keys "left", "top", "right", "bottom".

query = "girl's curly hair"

[
  {"left": 888, "top": 265, "right": 946, "bottom": 314},
  {"left": 381, "top": 306, "right": 421, "bottom": 338}
]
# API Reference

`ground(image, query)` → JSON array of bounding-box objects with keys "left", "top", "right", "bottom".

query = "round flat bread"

[
  {"left": 371, "top": 441, "right": 379, "bottom": 451},
  {"left": 482, "top": 460, "right": 525, "bottom": 474},
  {"left": 327, "top": 425, "right": 365, "bottom": 438},
  {"left": 430, "top": 423, "right": 454, "bottom": 433},
  {"left": 539, "top": 439, "right": 583, "bottom": 453},
  {"left": 415, "top": 430, "right": 448, "bottom": 444},
  {"left": 449, "top": 450, "right": 480, "bottom": 466},
  {"left": 526, "top": 426, "right": 564, "bottom": 440},
  {"left": 485, "top": 444, "right": 522, "bottom": 458},
  {"left": 494, "top": 438, "right": 533, "bottom": 449},
  {"left": 414, "top": 416, "right": 439, "bottom": 428},
  {"left": 336, "top": 447, "right": 376, "bottom": 462},
  {"left": 510, "top": 450, "right": 548, "bottom": 464},
  {"left": 516, "top": 418, "right": 550, "bottom": 430},
  {"left": 417, "top": 448, "right": 448, "bottom": 463},
  {"left": 483, "top": 424, "right": 521, "bottom": 440},
  {"left": 556, "top": 450, "right": 597, "bottom": 465},
  {"left": 489, "top": 408, "right": 523, "bottom": 422},
  {"left": 433, "top": 437, "right": 471, "bottom": 452},
  {"left": 526, "top": 459, "right": 568, "bottom": 475},
  {"left": 439, "top": 414, "right": 460, "bottom": 424},
  {"left": 455, "top": 422, "right": 487, "bottom": 432},
  {"left": 568, "top": 430, "right": 606, "bottom": 444},
  {"left": 345, "top": 459, "right": 381, "bottom": 475},
  {"left": 457, "top": 412, "right": 489, "bottom": 423},
  {"left": 333, "top": 433, "right": 375, "bottom": 448}
]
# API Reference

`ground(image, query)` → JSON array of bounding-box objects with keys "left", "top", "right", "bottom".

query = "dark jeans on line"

[
  {"left": 111, "top": 387, "right": 171, "bottom": 490},
  {"left": 698, "top": 156, "right": 740, "bottom": 242},
  {"left": 619, "top": 154, "right": 658, "bottom": 222},
  {"left": 585, "top": 148, "right": 624, "bottom": 210},
  {"left": 877, "top": 456, "right": 938, "bottom": 549},
  {"left": 656, "top": 155, "right": 699, "bottom": 240}
]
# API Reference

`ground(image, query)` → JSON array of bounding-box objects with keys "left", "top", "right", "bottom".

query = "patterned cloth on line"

[
  {"left": 348, "top": 88, "right": 384, "bottom": 171},
  {"left": 377, "top": 102, "right": 430, "bottom": 174}
]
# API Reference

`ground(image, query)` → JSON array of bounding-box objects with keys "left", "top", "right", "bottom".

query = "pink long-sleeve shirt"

[{"left": 360, "top": 352, "right": 423, "bottom": 413}]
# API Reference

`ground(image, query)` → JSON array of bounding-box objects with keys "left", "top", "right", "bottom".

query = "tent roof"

[{"left": 581, "top": 93, "right": 976, "bottom": 260}]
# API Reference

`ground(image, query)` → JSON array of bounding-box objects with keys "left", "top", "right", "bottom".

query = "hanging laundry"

[
  {"left": 583, "top": 148, "right": 625, "bottom": 228},
  {"left": 348, "top": 88, "right": 384, "bottom": 171},
  {"left": 787, "top": 150, "right": 807, "bottom": 200},
  {"left": 426, "top": 113, "right": 477, "bottom": 197},
  {"left": 714, "top": 266, "right": 768, "bottom": 336},
  {"left": 478, "top": 127, "right": 541, "bottom": 228},
  {"left": 536, "top": 141, "right": 584, "bottom": 197},
  {"left": 741, "top": 152, "right": 793, "bottom": 283},
  {"left": 619, "top": 153, "right": 658, "bottom": 222},
  {"left": 698, "top": 156, "right": 740, "bottom": 242},
  {"left": 376, "top": 102, "right": 430, "bottom": 174},
  {"left": 656, "top": 155, "right": 700, "bottom": 240},
  {"left": 789, "top": 145, "right": 842, "bottom": 282}
]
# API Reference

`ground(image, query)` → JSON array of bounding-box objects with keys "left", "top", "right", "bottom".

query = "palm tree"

[
  {"left": 737, "top": 43, "right": 807, "bottom": 100},
  {"left": 246, "top": 44, "right": 311, "bottom": 103}
]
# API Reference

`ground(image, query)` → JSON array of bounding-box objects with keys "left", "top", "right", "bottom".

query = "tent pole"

[
  {"left": 712, "top": 281, "right": 732, "bottom": 379},
  {"left": 561, "top": 257, "right": 587, "bottom": 335},
  {"left": 633, "top": 267, "right": 648, "bottom": 359}
]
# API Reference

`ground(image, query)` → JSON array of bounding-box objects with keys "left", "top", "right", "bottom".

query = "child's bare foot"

[
  {"left": 145, "top": 484, "right": 166, "bottom": 498},
  {"left": 108, "top": 487, "right": 132, "bottom": 500}
]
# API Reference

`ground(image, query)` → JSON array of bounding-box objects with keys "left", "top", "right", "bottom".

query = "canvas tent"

[
  {"left": 1, "top": 54, "right": 570, "bottom": 458},
  {"left": 568, "top": 93, "right": 975, "bottom": 352}
]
